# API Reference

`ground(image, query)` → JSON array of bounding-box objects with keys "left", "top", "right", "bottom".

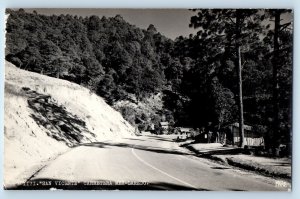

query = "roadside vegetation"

[{"left": 5, "top": 9, "right": 292, "bottom": 155}]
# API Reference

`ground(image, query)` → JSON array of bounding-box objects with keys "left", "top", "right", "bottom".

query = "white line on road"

[{"left": 131, "top": 148, "right": 198, "bottom": 190}]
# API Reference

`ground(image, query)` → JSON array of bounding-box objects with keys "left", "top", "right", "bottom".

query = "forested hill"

[
  {"left": 5, "top": 9, "right": 192, "bottom": 132},
  {"left": 5, "top": 9, "right": 177, "bottom": 103},
  {"left": 5, "top": 9, "right": 292, "bottom": 149}
]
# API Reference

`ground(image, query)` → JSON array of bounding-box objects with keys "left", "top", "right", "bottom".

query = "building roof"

[
  {"left": 179, "top": 127, "right": 193, "bottom": 132},
  {"left": 230, "top": 122, "right": 253, "bottom": 131},
  {"left": 160, "top": 122, "right": 169, "bottom": 126}
]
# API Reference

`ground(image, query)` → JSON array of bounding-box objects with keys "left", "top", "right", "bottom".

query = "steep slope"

[
  {"left": 4, "top": 61, "right": 135, "bottom": 187},
  {"left": 113, "top": 93, "right": 164, "bottom": 131}
]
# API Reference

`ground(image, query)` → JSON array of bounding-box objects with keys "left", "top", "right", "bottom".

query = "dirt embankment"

[{"left": 4, "top": 61, "right": 135, "bottom": 188}]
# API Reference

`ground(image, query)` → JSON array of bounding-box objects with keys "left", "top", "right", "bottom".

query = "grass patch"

[{"left": 226, "top": 156, "right": 291, "bottom": 179}]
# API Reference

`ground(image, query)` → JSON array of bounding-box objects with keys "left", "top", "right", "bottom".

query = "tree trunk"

[
  {"left": 272, "top": 10, "right": 281, "bottom": 149},
  {"left": 56, "top": 68, "right": 60, "bottom": 79},
  {"left": 235, "top": 10, "right": 245, "bottom": 148}
]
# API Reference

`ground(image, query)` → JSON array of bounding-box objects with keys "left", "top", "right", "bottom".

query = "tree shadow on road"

[
  {"left": 144, "top": 135, "right": 179, "bottom": 143},
  {"left": 80, "top": 141, "right": 193, "bottom": 156},
  {"left": 211, "top": 166, "right": 230, "bottom": 170},
  {"left": 124, "top": 137, "right": 147, "bottom": 142},
  {"left": 270, "top": 162, "right": 291, "bottom": 167},
  {"left": 125, "top": 136, "right": 176, "bottom": 143}
]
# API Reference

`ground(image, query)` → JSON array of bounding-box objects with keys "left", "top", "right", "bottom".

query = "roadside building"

[
  {"left": 179, "top": 127, "right": 198, "bottom": 137},
  {"left": 228, "top": 123, "right": 264, "bottom": 147},
  {"left": 159, "top": 122, "right": 169, "bottom": 134},
  {"left": 148, "top": 123, "right": 155, "bottom": 133}
]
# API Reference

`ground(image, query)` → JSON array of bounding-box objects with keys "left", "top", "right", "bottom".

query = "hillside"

[
  {"left": 113, "top": 93, "right": 164, "bottom": 131},
  {"left": 5, "top": 9, "right": 293, "bottom": 155},
  {"left": 4, "top": 61, "right": 135, "bottom": 187},
  {"left": 5, "top": 9, "right": 180, "bottom": 133}
]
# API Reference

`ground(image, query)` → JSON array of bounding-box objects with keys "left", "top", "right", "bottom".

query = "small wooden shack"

[
  {"left": 229, "top": 123, "right": 264, "bottom": 146},
  {"left": 159, "top": 122, "right": 169, "bottom": 134},
  {"left": 179, "top": 127, "right": 199, "bottom": 137}
]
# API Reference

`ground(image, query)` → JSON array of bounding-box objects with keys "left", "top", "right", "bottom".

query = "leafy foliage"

[
  {"left": 5, "top": 9, "right": 171, "bottom": 103},
  {"left": 5, "top": 9, "right": 292, "bottom": 149}
]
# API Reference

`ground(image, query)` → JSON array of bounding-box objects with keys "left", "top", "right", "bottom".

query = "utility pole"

[{"left": 235, "top": 10, "right": 245, "bottom": 148}]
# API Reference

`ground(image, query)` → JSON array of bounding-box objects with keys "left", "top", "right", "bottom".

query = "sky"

[
  {"left": 23, "top": 8, "right": 198, "bottom": 40},
  {"left": 20, "top": 9, "right": 293, "bottom": 40}
]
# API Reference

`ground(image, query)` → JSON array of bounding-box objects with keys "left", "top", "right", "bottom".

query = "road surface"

[{"left": 17, "top": 134, "right": 289, "bottom": 191}]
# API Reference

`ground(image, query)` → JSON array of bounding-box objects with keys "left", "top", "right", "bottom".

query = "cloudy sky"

[{"left": 24, "top": 8, "right": 198, "bottom": 40}]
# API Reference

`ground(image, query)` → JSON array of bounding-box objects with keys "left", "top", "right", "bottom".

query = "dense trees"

[
  {"left": 5, "top": 9, "right": 292, "bottom": 151},
  {"left": 5, "top": 9, "right": 170, "bottom": 103},
  {"left": 188, "top": 9, "right": 265, "bottom": 147},
  {"left": 187, "top": 9, "right": 292, "bottom": 149},
  {"left": 265, "top": 10, "right": 293, "bottom": 149}
]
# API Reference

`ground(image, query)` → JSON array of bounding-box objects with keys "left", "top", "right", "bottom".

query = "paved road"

[{"left": 20, "top": 135, "right": 288, "bottom": 191}]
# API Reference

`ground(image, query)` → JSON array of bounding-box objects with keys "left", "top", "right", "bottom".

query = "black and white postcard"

[{"left": 4, "top": 8, "right": 293, "bottom": 191}]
